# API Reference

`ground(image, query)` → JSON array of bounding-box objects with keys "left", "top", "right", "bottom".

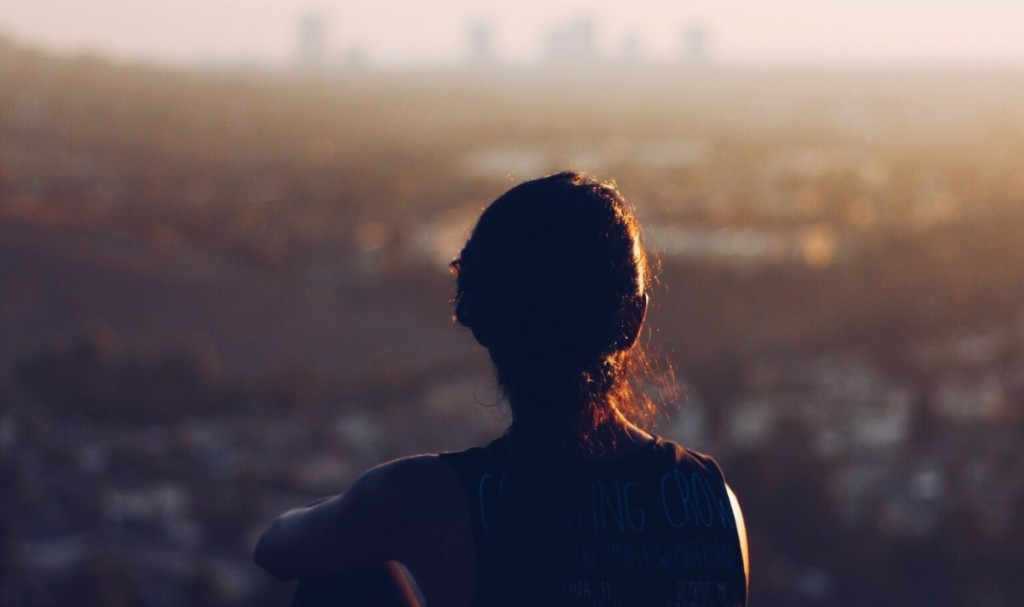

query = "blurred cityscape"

[
  {"left": 2, "top": 35, "right": 1024, "bottom": 606},
  {"left": 287, "top": 13, "right": 712, "bottom": 72}
]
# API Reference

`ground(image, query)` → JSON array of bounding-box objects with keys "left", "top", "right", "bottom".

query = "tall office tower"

[
  {"left": 683, "top": 24, "right": 710, "bottom": 64},
  {"left": 296, "top": 12, "right": 328, "bottom": 69},
  {"left": 544, "top": 17, "right": 597, "bottom": 65},
  {"left": 468, "top": 20, "right": 496, "bottom": 65}
]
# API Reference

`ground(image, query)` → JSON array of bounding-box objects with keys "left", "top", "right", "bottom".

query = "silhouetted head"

[{"left": 451, "top": 172, "right": 662, "bottom": 452}]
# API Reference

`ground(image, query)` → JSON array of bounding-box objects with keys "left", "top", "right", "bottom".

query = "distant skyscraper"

[
  {"left": 544, "top": 17, "right": 597, "bottom": 64},
  {"left": 683, "top": 24, "right": 710, "bottom": 64},
  {"left": 618, "top": 35, "right": 642, "bottom": 64},
  {"left": 468, "top": 20, "right": 496, "bottom": 65},
  {"left": 296, "top": 12, "right": 328, "bottom": 69}
]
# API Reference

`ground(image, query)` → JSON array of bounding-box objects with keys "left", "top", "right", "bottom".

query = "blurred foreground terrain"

[{"left": 2, "top": 38, "right": 1024, "bottom": 606}]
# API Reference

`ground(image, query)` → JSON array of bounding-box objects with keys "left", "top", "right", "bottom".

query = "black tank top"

[{"left": 439, "top": 436, "right": 747, "bottom": 607}]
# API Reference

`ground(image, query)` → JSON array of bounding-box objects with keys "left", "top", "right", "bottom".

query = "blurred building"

[
  {"left": 295, "top": 12, "right": 328, "bottom": 70},
  {"left": 544, "top": 17, "right": 597, "bottom": 65},
  {"left": 618, "top": 35, "right": 642, "bottom": 64},
  {"left": 683, "top": 24, "right": 710, "bottom": 64},
  {"left": 467, "top": 20, "right": 496, "bottom": 66}
]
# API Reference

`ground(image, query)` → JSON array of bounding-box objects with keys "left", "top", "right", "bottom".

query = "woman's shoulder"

[
  {"left": 354, "top": 454, "right": 475, "bottom": 604},
  {"left": 649, "top": 436, "right": 729, "bottom": 479},
  {"left": 360, "top": 440, "right": 506, "bottom": 485},
  {"left": 344, "top": 453, "right": 476, "bottom": 536},
  {"left": 255, "top": 454, "right": 466, "bottom": 572},
  {"left": 358, "top": 453, "right": 458, "bottom": 495}
]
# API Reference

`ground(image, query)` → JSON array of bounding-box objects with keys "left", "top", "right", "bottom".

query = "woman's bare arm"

[{"left": 254, "top": 454, "right": 474, "bottom": 605}]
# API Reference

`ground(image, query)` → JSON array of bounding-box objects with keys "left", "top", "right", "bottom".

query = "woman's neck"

[
  {"left": 565, "top": 415, "right": 655, "bottom": 460},
  {"left": 505, "top": 403, "right": 655, "bottom": 460}
]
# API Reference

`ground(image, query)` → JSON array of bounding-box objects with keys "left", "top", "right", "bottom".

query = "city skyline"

[{"left": 1, "top": 1, "right": 1023, "bottom": 69}]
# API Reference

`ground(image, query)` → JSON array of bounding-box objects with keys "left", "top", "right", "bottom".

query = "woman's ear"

[{"left": 618, "top": 292, "right": 648, "bottom": 350}]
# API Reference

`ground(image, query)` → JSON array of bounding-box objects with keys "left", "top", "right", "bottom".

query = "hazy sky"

[{"left": 1, "top": 1, "right": 1022, "bottom": 68}]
